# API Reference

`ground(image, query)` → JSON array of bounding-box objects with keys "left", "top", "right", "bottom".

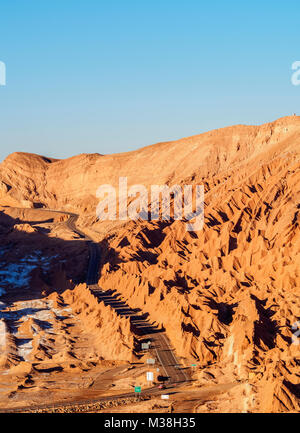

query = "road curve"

[{"left": 66, "top": 212, "right": 188, "bottom": 385}]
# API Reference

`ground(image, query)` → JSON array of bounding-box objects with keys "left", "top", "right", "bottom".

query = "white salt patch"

[
  {"left": 17, "top": 338, "right": 33, "bottom": 361},
  {"left": 0, "top": 252, "right": 60, "bottom": 291},
  {"left": 1, "top": 297, "right": 73, "bottom": 361},
  {"left": 53, "top": 307, "right": 73, "bottom": 315},
  {"left": 0, "top": 262, "right": 36, "bottom": 288}
]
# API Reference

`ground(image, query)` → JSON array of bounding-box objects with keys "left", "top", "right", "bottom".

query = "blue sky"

[{"left": 0, "top": 0, "right": 299, "bottom": 162}]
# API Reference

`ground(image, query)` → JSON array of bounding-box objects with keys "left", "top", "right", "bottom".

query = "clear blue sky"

[{"left": 0, "top": 0, "right": 299, "bottom": 162}]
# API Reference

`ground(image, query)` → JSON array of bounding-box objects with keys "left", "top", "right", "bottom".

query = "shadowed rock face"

[{"left": 0, "top": 115, "right": 299, "bottom": 412}]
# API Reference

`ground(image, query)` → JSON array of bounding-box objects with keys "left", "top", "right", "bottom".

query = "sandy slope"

[{"left": 0, "top": 116, "right": 299, "bottom": 412}]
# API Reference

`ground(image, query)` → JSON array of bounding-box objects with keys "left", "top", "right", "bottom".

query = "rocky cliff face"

[{"left": 0, "top": 116, "right": 299, "bottom": 412}]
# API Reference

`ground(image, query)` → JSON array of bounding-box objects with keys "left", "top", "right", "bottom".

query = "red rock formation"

[{"left": 0, "top": 116, "right": 299, "bottom": 412}]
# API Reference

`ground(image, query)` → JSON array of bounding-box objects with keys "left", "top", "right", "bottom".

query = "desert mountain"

[{"left": 0, "top": 115, "right": 299, "bottom": 412}]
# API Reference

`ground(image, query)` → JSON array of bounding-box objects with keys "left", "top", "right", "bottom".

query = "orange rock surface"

[{"left": 0, "top": 116, "right": 299, "bottom": 412}]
